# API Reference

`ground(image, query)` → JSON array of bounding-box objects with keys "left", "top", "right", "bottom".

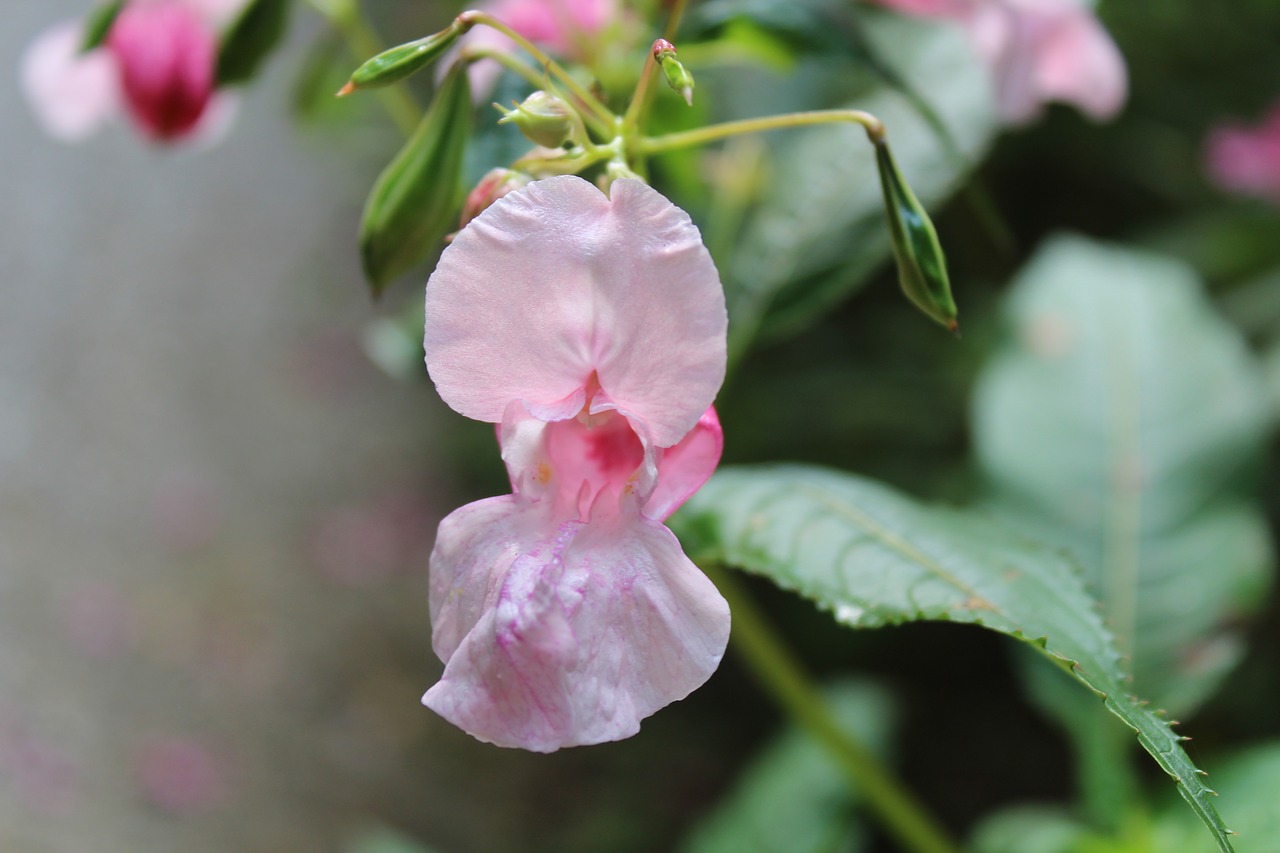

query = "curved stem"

[
  {"left": 703, "top": 563, "right": 961, "bottom": 853},
  {"left": 621, "top": 48, "right": 659, "bottom": 136},
  {"left": 461, "top": 47, "right": 614, "bottom": 140},
  {"left": 303, "top": 0, "right": 421, "bottom": 136},
  {"left": 458, "top": 11, "right": 617, "bottom": 130},
  {"left": 639, "top": 109, "right": 885, "bottom": 156}
]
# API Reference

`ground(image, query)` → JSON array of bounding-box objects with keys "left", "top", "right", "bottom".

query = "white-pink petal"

[
  {"left": 20, "top": 20, "right": 121, "bottom": 143},
  {"left": 424, "top": 175, "right": 727, "bottom": 448},
  {"left": 423, "top": 500, "right": 730, "bottom": 752}
]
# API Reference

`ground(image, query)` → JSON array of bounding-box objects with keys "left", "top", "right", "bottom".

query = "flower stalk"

[{"left": 702, "top": 563, "right": 961, "bottom": 853}]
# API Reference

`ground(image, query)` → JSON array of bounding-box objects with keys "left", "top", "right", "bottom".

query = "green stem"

[
  {"left": 663, "top": 0, "right": 690, "bottom": 40},
  {"left": 621, "top": 46, "right": 660, "bottom": 136},
  {"left": 639, "top": 109, "right": 885, "bottom": 156},
  {"left": 703, "top": 563, "right": 961, "bottom": 853},
  {"left": 303, "top": 0, "right": 421, "bottom": 136},
  {"left": 458, "top": 11, "right": 617, "bottom": 132}
]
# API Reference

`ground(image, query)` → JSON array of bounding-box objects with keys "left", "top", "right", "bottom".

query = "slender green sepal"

[
  {"left": 875, "top": 138, "right": 958, "bottom": 332},
  {"left": 653, "top": 39, "right": 695, "bottom": 106},
  {"left": 217, "top": 0, "right": 291, "bottom": 87},
  {"left": 339, "top": 19, "right": 469, "bottom": 95},
  {"left": 359, "top": 64, "right": 472, "bottom": 295},
  {"left": 79, "top": 0, "right": 125, "bottom": 53}
]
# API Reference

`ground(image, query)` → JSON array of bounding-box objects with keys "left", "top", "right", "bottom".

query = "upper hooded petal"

[
  {"left": 20, "top": 20, "right": 121, "bottom": 143},
  {"left": 423, "top": 499, "right": 730, "bottom": 752},
  {"left": 424, "top": 175, "right": 727, "bottom": 448}
]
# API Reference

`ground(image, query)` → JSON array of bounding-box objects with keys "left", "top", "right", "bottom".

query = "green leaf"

[
  {"left": 1154, "top": 742, "right": 1280, "bottom": 853},
  {"left": 80, "top": 0, "right": 125, "bottom": 53},
  {"left": 679, "top": 680, "right": 892, "bottom": 853},
  {"left": 725, "top": 13, "right": 995, "bottom": 351},
  {"left": 359, "top": 65, "right": 472, "bottom": 296},
  {"left": 217, "top": 0, "right": 291, "bottom": 87},
  {"left": 673, "top": 465, "right": 1234, "bottom": 853},
  {"left": 972, "top": 236, "right": 1273, "bottom": 715},
  {"left": 969, "top": 806, "right": 1097, "bottom": 853}
]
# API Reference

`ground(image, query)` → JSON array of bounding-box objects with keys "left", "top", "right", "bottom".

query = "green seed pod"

[
  {"left": 875, "top": 138, "right": 958, "bottom": 332},
  {"left": 497, "top": 91, "right": 575, "bottom": 149},
  {"left": 339, "top": 18, "right": 469, "bottom": 95},
  {"left": 359, "top": 64, "right": 472, "bottom": 296}
]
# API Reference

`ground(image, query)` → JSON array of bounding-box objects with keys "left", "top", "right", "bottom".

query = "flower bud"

[
  {"left": 497, "top": 91, "right": 575, "bottom": 149},
  {"left": 360, "top": 63, "right": 473, "bottom": 295},
  {"left": 338, "top": 18, "right": 469, "bottom": 96},
  {"left": 106, "top": 1, "right": 217, "bottom": 141},
  {"left": 653, "top": 39, "right": 694, "bottom": 106},
  {"left": 875, "top": 138, "right": 958, "bottom": 332},
  {"left": 458, "top": 168, "right": 532, "bottom": 231}
]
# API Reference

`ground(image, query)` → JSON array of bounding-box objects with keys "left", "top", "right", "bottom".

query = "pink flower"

[
  {"left": 421, "top": 175, "right": 730, "bottom": 751},
  {"left": 870, "top": 0, "right": 1127, "bottom": 124},
  {"left": 456, "top": 0, "right": 622, "bottom": 96},
  {"left": 20, "top": 0, "right": 242, "bottom": 144},
  {"left": 1204, "top": 104, "right": 1280, "bottom": 204}
]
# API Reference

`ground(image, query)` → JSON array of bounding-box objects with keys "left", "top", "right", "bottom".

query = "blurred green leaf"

[
  {"left": 673, "top": 465, "right": 1234, "bottom": 852},
  {"left": 969, "top": 806, "right": 1098, "bottom": 853},
  {"left": 79, "top": 0, "right": 124, "bottom": 53},
  {"left": 360, "top": 65, "right": 471, "bottom": 296},
  {"left": 1153, "top": 742, "right": 1280, "bottom": 853},
  {"left": 725, "top": 14, "right": 995, "bottom": 355},
  {"left": 972, "top": 236, "right": 1273, "bottom": 716},
  {"left": 345, "top": 826, "right": 441, "bottom": 853},
  {"left": 679, "top": 680, "right": 892, "bottom": 853},
  {"left": 217, "top": 0, "right": 290, "bottom": 87}
]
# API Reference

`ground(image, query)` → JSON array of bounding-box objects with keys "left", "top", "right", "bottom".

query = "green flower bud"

[
  {"left": 653, "top": 39, "right": 694, "bottom": 106},
  {"left": 359, "top": 63, "right": 472, "bottom": 295},
  {"left": 338, "top": 18, "right": 469, "bottom": 95},
  {"left": 875, "top": 138, "right": 958, "bottom": 332},
  {"left": 497, "top": 91, "right": 575, "bottom": 149}
]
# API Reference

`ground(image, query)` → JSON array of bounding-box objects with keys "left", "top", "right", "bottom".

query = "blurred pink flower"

[
  {"left": 1204, "top": 105, "right": 1280, "bottom": 204},
  {"left": 135, "top": 735, "right": 228, "bottom": 814},
  {"left": 20, "top": 0, "right": 244, "bottom": 144},
  {"left": 421, "top": 176, "right": 730, "bottom": 751},
  {"left": 870, "top": 0, "right": 1127, "bottom": 124},
  {"left": 456, "top": 0, "right": 622, "bottom": 95}
]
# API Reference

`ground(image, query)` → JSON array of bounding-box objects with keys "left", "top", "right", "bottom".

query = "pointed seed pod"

[
  {"left": 875, "top": 138, "right": 958, "bottom": 332},
  {"left": 338, "top": 17, "right": 470, "bottom": 95},
  {"left": 359, "top": 63, "right": 472, "bottom": 296}
]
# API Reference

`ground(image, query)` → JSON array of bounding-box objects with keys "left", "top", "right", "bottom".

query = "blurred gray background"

[{"left": 1, "top": 2, "right": 459, "bottom": 849}]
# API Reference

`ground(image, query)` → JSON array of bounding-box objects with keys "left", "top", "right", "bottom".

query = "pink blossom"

[
  {"left": 1204, "top": 104, "right": 1280, "bottom": 204},
  {"left": 421, "top": 176, "right": 730, "bottom": 751},
  {"left": 870, "top": 0, "right": 1127, "bottom": 124},
  {"left": 457, "top": 0, "right": 622, "bottom": 96},
  {"left": 20, "top": 0, "right": 243, "bottom": 144}
]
